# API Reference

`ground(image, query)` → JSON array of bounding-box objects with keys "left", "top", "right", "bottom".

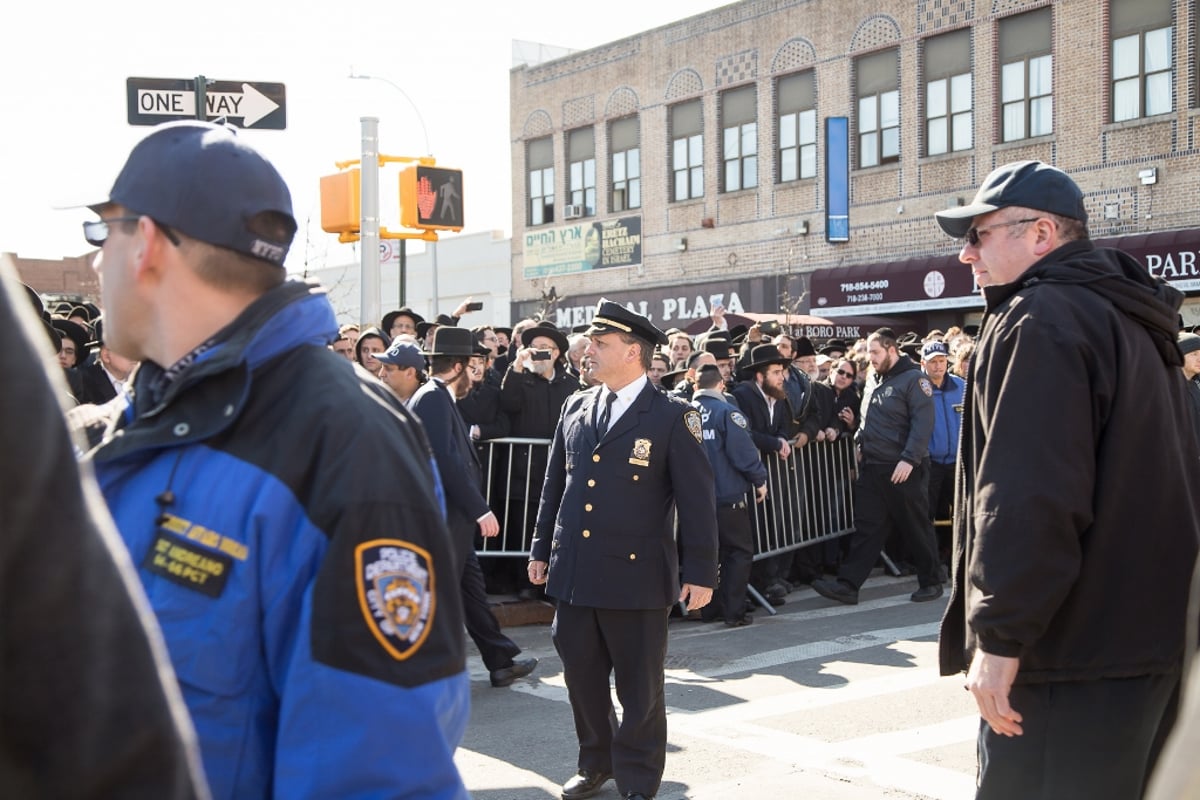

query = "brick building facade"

[{"left": 509, "top": 0, "right": 1200, "bottom": 336}]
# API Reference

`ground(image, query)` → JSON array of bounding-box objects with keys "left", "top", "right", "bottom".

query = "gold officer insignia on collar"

[{"left": 629, "top": 438, "right": 652, "bottom": 467}]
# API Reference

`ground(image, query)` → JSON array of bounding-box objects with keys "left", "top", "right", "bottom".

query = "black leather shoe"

[
  {"left": 560, "top": 769, "right": 612, "bottom": 800},
  {"left": 811, "top": 577, "right": 859, "bottom": 605},
  {"left": 490, "top": 657, "right": 538, "bottom": 687},
  {"left": 724, "top": 614, "right": 754, "bottom": 627},
  {"left": 911, "top": 584, "right": 944, "bottom": 602}
]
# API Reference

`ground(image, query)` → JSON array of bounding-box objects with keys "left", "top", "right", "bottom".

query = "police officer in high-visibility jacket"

[{"left": 691, "top": 364, "right": 767, "bottom": 626}]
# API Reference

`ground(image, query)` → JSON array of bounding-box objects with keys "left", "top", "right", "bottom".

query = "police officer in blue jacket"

[
  {"left": 68, "top": 122, "right": 470, "bottom": 799},
  {"left": 530, "top": 299, "right": 718, "bottom": 800},
  {"left": 691, "top": 364, "right": 767, "bottom": 626},
  {"left": 920, "top": 340, "right": 964, "bottom": 559}
]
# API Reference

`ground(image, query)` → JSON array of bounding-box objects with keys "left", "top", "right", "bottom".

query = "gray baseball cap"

[{"left": 935, "top": 160, "right": 1087, "bottom": 239}]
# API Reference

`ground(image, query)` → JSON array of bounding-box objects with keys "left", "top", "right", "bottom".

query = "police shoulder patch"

[
  {"left": 730, "top": 411, "right": 749, "bottom": 430},
  {"left": 918, "top": 377, "right": 933, "bottom": 397},
  {"left": 356, "top": 539, "right": 436, "bottom": 661},
  {"left": 684, "top": 409, "right": 704, "bottom": 443}
]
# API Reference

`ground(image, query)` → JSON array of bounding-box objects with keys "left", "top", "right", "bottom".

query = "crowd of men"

[{"left": 19, "top": 121, "right": 1200, "bottom": 800}]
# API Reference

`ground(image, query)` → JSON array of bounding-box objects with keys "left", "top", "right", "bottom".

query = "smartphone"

[
  {"left": 760, "top": 320, "right": 782, "bottom": 336},
  {"left": 465, "top": 301, "right": 484, "bottom": 312},
  {"left": 531, "top": 350, "right": 553, "bottom": 361}
]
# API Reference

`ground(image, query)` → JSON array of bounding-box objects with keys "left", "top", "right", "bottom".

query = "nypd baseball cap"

[
  {"left": 935, "top": 160, "right": 1087, "bottom": 239},
  {"left": 81, "top": 121, "right": 296, "bottom": 266},
  {"left": 376, "top": 340, "right": 427, "bottom": 372},
  {"left": 921, "top": 341, "right": 950, "bottom": 360}
]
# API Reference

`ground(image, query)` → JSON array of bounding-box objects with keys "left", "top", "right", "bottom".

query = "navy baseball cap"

[
  {"left": 921, "top": 341, "right": 950, "bottom": 360},
  {"left": 376, "top": 340, "right": 427, "bottom": 373},
  {"left": 935, "top": 160, "right": 1087, "bottom": 239},
  {"left": 84, "top": 121, "right": 296, "bottom": 265}
]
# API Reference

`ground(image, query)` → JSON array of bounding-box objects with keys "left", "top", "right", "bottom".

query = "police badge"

[
  {"left": 685, "top": 409, "right": 703, "bottom": 443},
  {"left": 629, "top": 438, "right": 652, "bottom": 466},
  {"left": 919, "top": 377, "right": 933, "bottom": 397},
  {"left": 356, "top": 540, "right": 436, "bottom": 661}
]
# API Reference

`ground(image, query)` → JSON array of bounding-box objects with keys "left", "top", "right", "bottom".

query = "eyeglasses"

[
  {"left": 836, "top": 369, "right": 855, "bottom": 378},
  {"left": 963, "top": 217, "right": 1039, "bottom": 247},
  {"left": 84, "top": 215, "right": 180, "bottom": 248}
]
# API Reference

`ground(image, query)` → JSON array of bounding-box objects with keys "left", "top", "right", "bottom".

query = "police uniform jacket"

[
  {"left": 531, "top": 381, "right": 718, "bottom": 609},
  {"left": 691, "top": 389, "right": 767, "bottom": 505},
  {"left": 69, "top": 282, "right": 470, "bottom": 800},
  {"left": 855, "top": 355, "right": 934, "bottom": 466}
]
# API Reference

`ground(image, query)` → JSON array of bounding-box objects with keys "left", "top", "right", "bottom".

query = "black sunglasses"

[
  {"left": 84, "top": 215, "right": 180, "bottom": 248},
  {"left": 963, "top": 217, "right": 1039, "bottom": 247},
  {"left": 836, "top": 369, "right": 855, "bottom": 378}
]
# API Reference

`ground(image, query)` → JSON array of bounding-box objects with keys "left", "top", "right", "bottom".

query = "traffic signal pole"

[{"left": 360, "top": 117, "right": 381, "bottom": 331}]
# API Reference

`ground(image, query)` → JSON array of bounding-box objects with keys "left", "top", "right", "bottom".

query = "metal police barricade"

[
  {"left": 748, "top": 436, "right": 857, "bottom": 614},
  {"left": 477, "top": 437, "right": 553, "bottom": 556}
]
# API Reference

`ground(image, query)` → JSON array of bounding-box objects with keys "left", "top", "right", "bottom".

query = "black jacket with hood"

[{"left": 939, "top": 239, "right": 1200, "bottom": 683}]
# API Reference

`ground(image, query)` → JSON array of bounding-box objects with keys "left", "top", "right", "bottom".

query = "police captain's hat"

[
  {"left": 935, "top": 160, "right": 1087, "bottom": 239},
  {"left": 585, "top": 299, "right": 668, "bottom": 347},
  {"left": 79, "top": 121, "right": 296, "bottom": 266}
]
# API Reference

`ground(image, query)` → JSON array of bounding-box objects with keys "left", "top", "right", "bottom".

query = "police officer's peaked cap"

[{"left": 585, "top": 299, "right": 668, "bottom": 347}]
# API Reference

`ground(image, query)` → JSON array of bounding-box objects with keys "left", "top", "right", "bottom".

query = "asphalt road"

[{"left": 455, "top": 573, "right": 979, "bottom": 799}]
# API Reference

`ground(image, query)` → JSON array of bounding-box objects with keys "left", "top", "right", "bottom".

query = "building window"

[
  {"left": 671, "top": 99, "right": 704, "bottom": 201},
  {"left": 1111, "top": 0, "right": 1172, "bottom": 121},
  {"left": 721, "top": 86, "right": 757, "bottom": 192},
  {"left": 527, "top": 137, "right": 554, "bottom": 226},
  {"left": 999, "top": 8, "right": 1053, "bottom": 141},
  {"left": 610, "top": 117, "right": 641, "bottom": 212},
  {"left": 855, "top": 48, "right": 899, "bottom": 168},
  {"left": 777, "top": 70, "right": 816, "bottom": 182},
  {"left": 567, "top": 127, "right": 596, "bottom": 217},
  {"left": 924, "top": 29, "right": 972, "bottom": 155}
]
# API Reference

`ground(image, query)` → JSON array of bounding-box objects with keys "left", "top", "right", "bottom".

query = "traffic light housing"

[
  {"left": 319, "top": 169, "right": 361, "bottom": 234},
  {"left": 400, "top": 166, "right": 463, "bottom": 231}
]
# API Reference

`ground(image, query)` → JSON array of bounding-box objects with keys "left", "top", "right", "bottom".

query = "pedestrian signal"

[{"left": 400, "top": 166, "right": 463, "bottom": 231}]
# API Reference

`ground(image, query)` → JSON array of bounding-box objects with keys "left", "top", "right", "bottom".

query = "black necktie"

[{"left": 597, "top": 390, "right": 617, "bottom": 435}]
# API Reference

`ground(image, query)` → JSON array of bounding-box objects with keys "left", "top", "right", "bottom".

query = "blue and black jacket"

[
  {"left": 70, "top": 281, "right": 470, "bottom": 800},
  {"left": 926, "top": 372, "right": 965, "bottom": 465}
]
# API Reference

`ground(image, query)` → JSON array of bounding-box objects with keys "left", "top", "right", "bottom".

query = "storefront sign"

[{"left": 522, "top": 216, "right": 642, "bottom": 279}]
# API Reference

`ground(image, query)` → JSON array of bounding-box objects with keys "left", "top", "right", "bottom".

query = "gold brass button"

[
  {"left": 582, "top": 530, "right": 591, "bottom": 538},
  {"left": 587, "top": 479, "right": 596, "bottom": 487},
  {"left": 585, "top": 503, "right": 593, "bottom": 512},
  {"left": 629, "top": 553, "right": 637, "bottom": 560},
  {"left": 592, "top": 454, "right": 600, "bottom": 462},
  {"left": 633, "top": 475, "right": 639, "bottom": 481}
]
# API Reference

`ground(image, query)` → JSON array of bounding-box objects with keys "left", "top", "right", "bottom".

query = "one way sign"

[{"left": 126, "top": 77, "right": 286, "bottom": 130}]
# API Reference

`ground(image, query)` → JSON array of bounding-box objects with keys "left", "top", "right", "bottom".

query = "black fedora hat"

[
  {"left": 382, "top": 307, "right": 425, "bottom": 334},
  {"left": 585, "top": 299, "right": 668, "bottom": 347},
  {"left": 819, "top": 339, "right": 848, "bottom": 357},
  {"left": 520, "top": 320, "right": 570, "bottom": 355},
  {"left": 702, "top": 339, "right": 735, "bottom": 360},
  {"left": 52, "top": 317, "right": 92, "bottom": 362},
  {"left": 417, "top": 313, "right": 456, "bottom": 340},
  {"left": 793, "top": 336, "right": 817, "bottom": 358},
  {"left": 744, "top": 343, "right": 791, "bottom": 371},
  {"left": 423, "top": 326, "right": 480, "bottom": 357},
  {"left": 659, "top": 367, "right": 688, "bottom": 391}
]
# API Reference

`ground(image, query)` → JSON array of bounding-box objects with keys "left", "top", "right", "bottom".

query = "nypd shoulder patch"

[
  {"left": 730, "top": 411, "right": 749, "bottom": 430},
  {"left": 356, "top": 539, "right": 436, "bottom": 661},
  {"left": 684, "top": 409, "right": 704, "bottom": 443},
  {"left": 918, "top": 377, "right": 933, "bottom": 398}
]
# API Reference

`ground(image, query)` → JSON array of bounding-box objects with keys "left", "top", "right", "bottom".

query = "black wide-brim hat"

[
  {"left": 416, "top": 313, "right": 456, "bottom": 340},
  {"left": 423, "top": 325, "right": 481, "bottom": 357},
  {"left": 744, "top": 343, "right": 792, "bottom": 371},
  {"left": 382, "top": 307, "right": 425, "bottom": 333},
  {"left": 51, "top": 316, "right": 92, "bottom": 359},
  {"left": 819, "top": 338, "right": 849, "bottom": 356},
  {"left": 520, "top": 320, "right": 569, "bottom": 354},
  {"left": 660, "top": 368, "right": 687, "bottom": 391},
  {"left": 585, "top": 299, "right": 668, "bottom": 347}
]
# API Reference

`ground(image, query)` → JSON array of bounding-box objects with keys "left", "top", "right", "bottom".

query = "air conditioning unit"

[{"left": 564, "top": 204, "right": 585, "bottom": 220}]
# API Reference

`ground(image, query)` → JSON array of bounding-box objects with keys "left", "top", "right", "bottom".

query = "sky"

[{"left": 0, "top": 0, "right": 734, "bottom": 275}]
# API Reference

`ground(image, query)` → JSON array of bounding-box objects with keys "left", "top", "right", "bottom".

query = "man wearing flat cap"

[
  {"left": 530, "top": 299, "right": 718, "bottom": 800},
  {"left": 932, "top": 160, "right": 1200, "bottom": 798},
  {"left": 67, "top": 121, "right": 471, "bottom": 799}
]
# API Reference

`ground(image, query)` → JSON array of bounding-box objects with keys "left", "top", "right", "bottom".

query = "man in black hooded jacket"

[{"left": 934, "top": 160, "right": 1200, "bottom": 799}]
